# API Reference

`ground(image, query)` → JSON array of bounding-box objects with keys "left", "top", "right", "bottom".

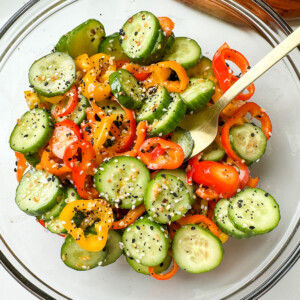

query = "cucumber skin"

[
  {"left": 24, "top": 152, "right": 41, "bottom": 167},
  {"left": 101, "top": 230, "right": 123, "bottom": 266},
  {"left": 109, "top": 70, "right": 143, "bottom": 110},
  {"left": 9, "top": 109, "right": 54, "bottom": 154},
  {"left": 171, "top": 127, "right": 194, "bottom": 161},
  {"left": 55, "top": 34, "right": 69, "bottom": 53},
  {"left": 149, "top": 93, "right": 187, "bottom": 137}
]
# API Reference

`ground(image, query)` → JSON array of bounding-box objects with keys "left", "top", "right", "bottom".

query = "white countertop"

[{"left": 0, "top": 1, "right": 299, "bottom": 299}]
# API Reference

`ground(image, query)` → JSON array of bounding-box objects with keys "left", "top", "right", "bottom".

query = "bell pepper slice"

[
  {"left": 63, "top": 139, "right": 96, "bottom": 172},
  {"left": 176, "top": 215, "right": 220, "bottom": 238},
  {"left": 221, "top": 102, "right": 272, "bottom": 161},
  {"left": 52, "top": 86, "right": 79, "bottom": 118},
  {"left": 111, "top": 204, "right": 146, "bottom": 230},
  {"left": 60, "top": 199, "right": 113, "bottom": 252},
  {"left": 212, "top": 43, "right": 255, "bottom": 100},
  {"left": 196, "top": 187, "right": 220, "bottom": 201},
  {"left": 247, "top": 176, "right": 259, "bottom": 188},
  {"left": 37, "top": 147, "right": 72, "bottom": 176},
  {"left": 24, "top": 90, "right": 40, "bottom": 109},
  {"left": 186, "top": 154, "right": 202, "bottom": 185},
  {"left": 151, "top": 143, "right": 165, "bottom": 160},
  {"left": 149, "top": 258, "right": 179, "bottom": 280},
  {"left": 49, "top": 120, "right": 82, "bottom": 159},
  {"left": 193, "top": 161, "right": 239, "bottom": 199},
  {"left": 72, "top": 168, "right": 99, "bottom": 199},
  {"left": 138, "top": 137, "right": 185, "bottom": 170},
  {"left": 133, "top": 71, "right": 152, "bottom": 81},
  {"left": 74, "top": 53, "right": 92, "bottom": 73},
  {"left": 158, "top": 17, "right": 175, "bottom": 38},
  {"left": 115, "top": 59, "right": 130, "bottom": 69},
  {"left": 15, "top": 152, "right": 27, "bottom": 181}
]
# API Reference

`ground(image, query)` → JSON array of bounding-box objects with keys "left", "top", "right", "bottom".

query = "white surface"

[{"left": 0, "top": 1, "right": 299, "bottom": 299}]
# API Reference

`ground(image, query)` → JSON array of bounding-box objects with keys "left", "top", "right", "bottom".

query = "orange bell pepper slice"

[
  {"left": 158, "top": 17, "right": 175, "bottom": 38},
  {"left": 60, "top": 199, "right": 113, "bottom": 252},
  {"left": 148, "top": 258, "right": 179, "bottom": 280},
  {"left": 15, "top": 152, "right": 27, "bottom": 181}
]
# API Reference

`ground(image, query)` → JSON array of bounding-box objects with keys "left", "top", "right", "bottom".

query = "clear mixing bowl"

[{"left": 0, "top": 0, "right": 299, "bottom": 299}]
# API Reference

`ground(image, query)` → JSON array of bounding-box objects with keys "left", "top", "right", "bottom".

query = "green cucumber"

[
  {"left": 101, "top": 230, "right": 123, "bottom": 266},
  {"left": 98, "top": 33, "right": 128, "bottom": 60},
  {"left": 187, "top": 56, "right": 215, "bottom": 78},
  {"left": 171, "top": 127, "right": 194, "bottom": 161},
  {"left": 201, "top": 142, "right": 225, "bottom": 162}
]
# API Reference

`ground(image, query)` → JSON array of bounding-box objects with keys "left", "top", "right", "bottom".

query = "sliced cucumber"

[
  {"left": 109, "top": 69, "right": 145, "bottom": 109},
  {"left": 149, "top": 93, "right": 187, "bottom": 136},
  {"left": 15, "top": 169, "right": 63, "bottom": 216},
  {"left": 122, "top": 218, "right": 169, "bottom": 266},
  {"left": 102, "top": 230, "right": 123, "bottom": 266},
  {"left": 96, "top": 99, "right": 125, "bottom": 116},
  {"left": 145, "top": 174, "right": 192, "bottom": 224},
  {"left": 171, "top": 127, "right": 194, "bottom": 161},
  {"left": 10, "top": 108, "right": 54, "bottom": 154},
  {"left": 154, "top": 169, "right": 194, "bottom": 200},
  {"left": 29, "top": 52, "right": 76, "bottom": 97},
  {"left": 163, "top": 37, "right": 201, "bottom": 69},
  {"left": 230, "top": 123, "right": 267, "bottom": 162},
  {"left": 98, "top": 32, "right": 128, "bottom": 60},
  {"left": 228, "top": 188, "right": 280, "bottom": 235},
  {"left": 24, "top": 152, "right": 41, "bottom": 167},
  {"left": 165, "top": 32, "right": 175, "bottom": 52},
  {"left": 64, "top": 186, "right": 80, "bottom": 203},
  {"left": 61, "top": 235, "right": 108, "bottom": 271},
  {"left": 55, "top": 33, "right": 69, "bottom": 53},
  {"left": 66, "top": 19, "right": 105, "bottom": 58},
  {"left": 121, "top": 11, "right": 160, "bottom": 62},
  {"left": 39, "top": 193, "right": 65, "bottom": 222},
  {"left": 172, "top": 224, "right": 223, "bottom": 273},
  {"left": 45, "top": 216, "right": 67, "bottom": 234},
  {"left": 201, "top": 141, "right": 225, "bottom": 162},
  {"left": 187, "top": 56, "right": 214, "bottom": 78},
  {"left": 51, "top": 93, "right": 89, "bottom": 125},
  {"left": 180, "top": 78, "right": 215, "bottom": 112},
  {"left": 214, "top": 199, "right": 249, "bottom": 239},
  {"left": 137, "top": 86, "right": 171, "bottom": 123},
  {"left": 94, "top": 156, "right": 150, "bottom": 209},
  {"left": 126, "top": 254, "right": 172, "bottom": 275}
]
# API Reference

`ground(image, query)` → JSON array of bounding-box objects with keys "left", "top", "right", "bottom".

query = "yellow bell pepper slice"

[
  {"left": 60, "top": 199, "right": 113, "bottom": 252},
  {"left": 24, "top": 90, "right": 40, "bottom": 109},
  {"left": 39, "top": 94, "right": 66, "bottom": 104},
  {"left": 75, "top": 53, "right": 92, "bottom": 73}
]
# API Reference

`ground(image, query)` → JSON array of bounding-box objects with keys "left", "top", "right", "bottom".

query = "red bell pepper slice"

[
  {"left": 72, "top": 168, "right": 99, "bottom": 199},
  {"left": 212, "top": 43, "right": 255, "bottom": 101},
  {"left": 193, "top": 161, "right": 239, "bottom": 198},
  {"left": 52, "top": 85, "right": 79, "bottom": 117},
  {"left": 138, "top": 138, "right": 185, "bottom": 170},
  {"left": 133, "top": 72, "right": 151, "bottom": 82},
  {"left": 233, "top": 161, "right": 250, "bottom": 190},
  {"left": 151, "top": 144, "right": 165, "bottom": 160},
  {"left": 247, "top": 176, "right": 259, "bottom": 188},
  {"left": 186, "top": 154, "right": 201, "bottom": 184},
  {"left": 221, "top": 102, "right": 272, "bottom": 161},
  {"left": 49, "top": 120, "right": 82, "bottom": 159},
  {"left": 63, "top": 139, "right": 96, "bottom": 172}
]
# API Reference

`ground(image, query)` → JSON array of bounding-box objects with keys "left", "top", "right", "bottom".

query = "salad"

[{"left": 10, "top": 11, "right": 280, "bottom": 278}]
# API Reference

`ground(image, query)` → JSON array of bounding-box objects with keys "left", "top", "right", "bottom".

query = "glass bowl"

[{"left": 0, "top": 0, "right": 299, "bottom": 299}]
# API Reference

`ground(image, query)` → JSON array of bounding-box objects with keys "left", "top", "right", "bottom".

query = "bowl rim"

[{"left": 0, "top": 0, "right": 299, "bottom": 299}]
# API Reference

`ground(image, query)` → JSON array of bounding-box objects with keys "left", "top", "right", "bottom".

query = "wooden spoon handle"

[{"left": 215, "top": 27, "right": 300, "bottom": 112}]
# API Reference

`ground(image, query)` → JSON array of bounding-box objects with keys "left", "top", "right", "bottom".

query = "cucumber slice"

[
  {"left": 122, "top": 218, "right": 169, "bottom": 266},
  {"left": 163, "top": 37, "right": 201, "bottom": 69},
  {"left": 15, "top": 169, "right": 63, "bottom": 216},
  {"left": 230, "top": 123, "right": 267, "bottom": 162},
  {"left": 61, "top": 235, "right": 108, "bottom": 271},
  {"left": 149, "top": 93, "right": 187, "bottom": 136},
  {"left": 154, "top": 169, "right": 194, "bottom": 200},
  {"left": 165, "top": 32, "right": 175, "bottom": 52},
  {"left": 137, "top": 86, "right": 171, "bottom": 123},
  {"left": 141, "top": 28, "right": 167, "bottom": 65},
  {"left": 64, "top": 186, "right": 80, "bottom": 203},
  {"left": 96, "top": 99, "right": 125, "bottom": 116},
  {"left": 10, "top": 108, "right": 54, "bottom": 154},
  {"left": 98, "top": 33, "right": 128, "bottom": 61},
  {"left": 55, "top": 33, "right": 69, "bottom": 53},
  {"left": 180, "top": 78, "right": 215, "bottom": 112},
  {"left": 187, "top": 56, "right": 215, "bottom": 78},
  {"left": 29, "top": 52, "right": 76, "bottom": 97},
  {"left": 126, "top": 254, "right": 172, "bottom": 275},
  {"left": 45, "top": 216, "right": 67, "bottom": 234},
  {"left": 228, "top": 188, "right": 280, "bottom": 235},
  {"left": 171, "top": 127, "right": 194, "bottom": 161},
  {"left": 66, "top": 19, "right": 105, "bottom": 58},
  {"left": 39, "top": 193, "right": 66, "bottom": 222},
  {"left": 102, "top": 230, "right": 123, "bottom": 266},
  {"left": 52, "top": 93, "right": 89, "bottom": 125},
  {"left": 145, "top": 174, "right": 192, "bottom": 224},
  {"left": 109, "top": 69, "right": 145, "bottom": 109},
  {"left": 201, "top": 141, "right": 225, "bottom": 162},
  {"left": 214, "top": 199, "right": 249, "bottom": 239},
  {"left": 172, "top": 224, "right": 223, "bottom": 273},
  {"left": 24, "top": 152, "right": 41, "bottom": 167},
  {"left": 94, "top": 156, "right": 150, "bottom": 209},
  {"left": 121, "top": 11, "right": 160, "bottom": 62}
]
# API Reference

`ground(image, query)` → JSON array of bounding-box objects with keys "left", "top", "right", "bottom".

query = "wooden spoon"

[{"left": 180, "top": 27, "right": 300, "bottom": 157}]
